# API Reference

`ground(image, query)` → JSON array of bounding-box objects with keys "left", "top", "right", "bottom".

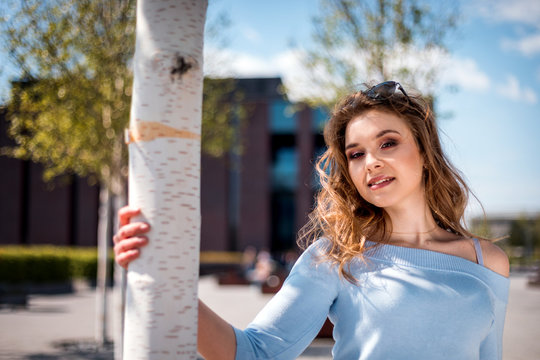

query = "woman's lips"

[{"left": 368, "top": 176, "right": 395, "bottom": 190}]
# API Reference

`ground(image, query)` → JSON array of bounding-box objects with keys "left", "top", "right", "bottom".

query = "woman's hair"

[{"left": 298, "top": 82, "right": 476, "bottom": 283}]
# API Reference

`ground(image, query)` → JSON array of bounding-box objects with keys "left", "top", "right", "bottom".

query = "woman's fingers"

[
  {"left": 116, "top": 249, "right": 141, "bottom": 269},
  {"left": 113, "top": 222, "right": 151, "bottom": 244},
  {"left": 114, "top": 236, "right": 149, "bottom": 269},
  {"left": 113, "top": 206, "right": 151, "bottom": 269},
  {"left": 118, "top": 206, "right": 142, "bottom": 227},
  {"left": 114, "top": 236, "right": 148, "bottom": 256}
]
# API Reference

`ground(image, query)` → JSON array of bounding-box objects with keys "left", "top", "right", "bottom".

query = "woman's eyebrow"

[
  {"left": 345, "top": 129, "right": 401, "bottom": 150},
  {"left": 376, "top": 129, "right": 401, "bottom": 138}
]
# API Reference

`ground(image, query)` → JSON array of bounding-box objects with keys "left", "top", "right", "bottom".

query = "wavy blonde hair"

[{"left": 298, "top": 84, "right": 476, "bottom": 283}]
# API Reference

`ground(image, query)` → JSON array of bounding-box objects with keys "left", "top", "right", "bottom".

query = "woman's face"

[{"left": 344, "top": 109, "right": 425, "bottom": 210}]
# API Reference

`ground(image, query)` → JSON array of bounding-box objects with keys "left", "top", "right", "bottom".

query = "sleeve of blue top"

[
  {"left": 233, "top": 242, "right": 340, "bottom": 360},
  {"left": 479, "top": 288, "right": 508, "bottom": 360}
]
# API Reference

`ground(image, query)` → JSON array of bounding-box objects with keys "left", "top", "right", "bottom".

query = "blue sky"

[
  {"left": 203, "top": 0, "right": 540, "bottom": 218},
  {"left": 1, "top": 0, "right": 539, "bottom": 218}
]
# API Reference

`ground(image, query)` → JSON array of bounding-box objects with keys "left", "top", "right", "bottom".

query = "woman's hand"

[
  {"left": 113, "top": 206, "right": 150, "bottom": 269},
  {"left": 114, "top": 206, "right": 236, "bottom": 358}
]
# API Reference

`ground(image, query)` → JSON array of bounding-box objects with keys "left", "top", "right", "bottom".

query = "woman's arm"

[
  {"left": 114, "top": 207, "right": 338, "bottom": 359},
  {"left": 478, "top": 240, "right": 510, "bottom": 359},
  {"left": 198, "top": 300, "right": 236, "bottom": 360},
  {"left": 233, "top": 241, "right": 338, "bottom": 359}
]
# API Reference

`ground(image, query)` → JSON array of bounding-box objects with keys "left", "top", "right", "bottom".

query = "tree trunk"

[
  {"left": 123, "top": 1, "right": 207, "bottom": 359},
  {"left": 114, "top": 254, "right": 127, "bottom": 359},
  {"left": 96, "top": 185, "right": 113, "bottom": 346},
  {"left": 113, "top": 191, "right": 127, "bottom": 360}
]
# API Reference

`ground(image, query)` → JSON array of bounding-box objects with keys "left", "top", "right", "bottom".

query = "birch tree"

[{"left": 123, "top": 0, "right": 207, "bottom": 358}]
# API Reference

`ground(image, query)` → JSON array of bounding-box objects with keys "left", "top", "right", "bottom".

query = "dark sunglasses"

[{"left": 363, "top": 81, "right": 409, "bottom": 101}]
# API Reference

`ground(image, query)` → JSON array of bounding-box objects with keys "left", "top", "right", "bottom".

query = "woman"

[{"left": 114, "top": 81, "right": 510, "bottom": 359}]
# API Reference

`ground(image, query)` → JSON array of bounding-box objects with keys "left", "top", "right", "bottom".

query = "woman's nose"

[{"left": 365, "top": 153, "right": 383, "bottom": 172}]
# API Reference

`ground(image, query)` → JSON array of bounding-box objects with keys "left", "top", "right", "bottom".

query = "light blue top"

[{"left": 233, "top": 239, "right": 509, "bottom": 359}]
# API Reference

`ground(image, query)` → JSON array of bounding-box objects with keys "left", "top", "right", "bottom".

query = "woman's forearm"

[{"left": 198, "top": 299, "right": 237, "bottom": 360}]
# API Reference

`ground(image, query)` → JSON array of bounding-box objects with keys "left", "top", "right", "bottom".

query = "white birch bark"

[
  {"left": 124, "top": 1, "right": 207, "bottom": 358},
  {"left": 96, "top": 185, "right": 112, "bottom": 346},
  {"left": 113, "top": 192, "right": 127, "bottom": 360}
]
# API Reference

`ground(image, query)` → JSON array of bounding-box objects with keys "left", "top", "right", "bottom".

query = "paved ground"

[
  {"left": 502, "top": 273, "right": 540, "bottom": 360},
  {"left": 0, "top": 273, "right": 538, "bottom": 359}
]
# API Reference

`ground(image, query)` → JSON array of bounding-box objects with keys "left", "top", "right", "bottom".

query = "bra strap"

[{"left": 472, "top": 238, "right": 484, "bottom": 266}]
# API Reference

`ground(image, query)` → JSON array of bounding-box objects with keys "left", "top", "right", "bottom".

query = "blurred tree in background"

[
  {"left": 301, "top": 0, "right": 459, "bottom": 108},
  {"left": 0, "top": 0, "right": 241, "bottom": 195},
  {"left": 0, "top": 0, "right": 241, "bottom": 347},
  {"left": 509, "top": 215, "right": 540, "bottom": 263},
  {"left": 1, "top": 0, "right": 135, "bottom": 195},
  {"left": 509, "top": 216, "right": 531, "bottom": 247},
  {"left": 471, "top": 214, "right": 540, "bottom": 268}
]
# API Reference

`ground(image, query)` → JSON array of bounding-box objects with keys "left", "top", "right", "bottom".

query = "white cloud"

[
  {"left": 205, "top": 47, "right": 283, "bottom": 77},
  {"left": 382, "top": 49, "right": 492, "bottom": 94},
  {"left": 275, "top": 49, "right": 344, "bottom": 102},
  {"left": 495, "top": 75, "right": 537, "bottom": 104},
  {"left": 474, "top": 0, "right": 540, "bottom": 26},
  {"left": 205, "top": 45, "right": 539, "bottom": 106},
  {"left": 502, "top": 33, "right": 540, "bottom": 56},
  {"left": 203, "top": 46, "right": 342, "bottom": 101},
  {"left": 204, "top": 46, "right": 496, "bottom": 102},
  {"left": 204, "top": 47, "right": 277, "bottom": 77},
  {"left": 226, "top": 53, "right": 275, "bottom": 76},
  {"left": 472, "top": 0, "right": 540, "bottom": 57},
  {"left": 439, "top": 56, "right": 491, "bottom": 92}
]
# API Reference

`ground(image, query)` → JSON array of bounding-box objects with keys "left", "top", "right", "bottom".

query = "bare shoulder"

[{"left": 479, "top": 239, "right": 510, "bottom": 278}]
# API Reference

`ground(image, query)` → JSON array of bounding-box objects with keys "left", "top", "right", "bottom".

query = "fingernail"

[{"left": 141, "top": 223, "right": 149, "bottom": 230}]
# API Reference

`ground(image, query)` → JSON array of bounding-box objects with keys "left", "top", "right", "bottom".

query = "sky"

[
  {"left": 0, "top": 0, "right": 539, "bottom": 218},
  {"left": 201, "top": 0, "right": 540, "bottom": 219}
]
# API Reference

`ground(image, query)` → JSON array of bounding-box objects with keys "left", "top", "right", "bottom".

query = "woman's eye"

[
  {"left": 349, "top": 151, "right": 364, "bottom": 159},
  {"left": 381, "top": 140, "right": 397, "bottom": 149}
]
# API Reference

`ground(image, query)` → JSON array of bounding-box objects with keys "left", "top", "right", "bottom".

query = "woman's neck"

[{"left": 384, "top": 201, "right": 440, "bottom": 246}]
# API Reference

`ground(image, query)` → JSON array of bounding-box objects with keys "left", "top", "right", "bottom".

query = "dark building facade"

[
  {"left": 0, "top": 107, "right": 100, "bottom": 246},
  {"left": 201, "top": 78, "right": 327, "bottom": 253},
  {"left": 0, "top": 78, "right": 327, "bottom": 254}
]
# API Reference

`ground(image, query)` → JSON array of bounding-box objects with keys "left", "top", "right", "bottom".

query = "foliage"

[
  {"left": 509, "top": 215, "right": 540, "bottom": 248},
  {"left": 0, "top": 245, "right": 253, "bottom": 285},
  {"left": 301, "top": 0, "right": 459, "bottom": 108},
  {"left": 469, "top": 218, "right": 493, "bottom": 239},
  {"left": 0, "top": 246, "right": 111, "bottom": 284},
  {"left": 202, "top": 77, "right": 245, "bottom": 157},
  {"left": 0, "top": 0, "right": 134, "bottom": 194},
  {"left": 470, "top": 215, "right": 540, "bottom": 268},
  {"left": 0, "top": 0, "right": 243, "bottom": 192}
]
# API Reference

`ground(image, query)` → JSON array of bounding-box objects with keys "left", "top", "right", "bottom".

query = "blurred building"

[
  {"left": 0, "top": 77, "right": 328, "bottom": 254},
  {"left": 201, "top": 77, "right": 328, "bottom": 253},
  {"left": 0, "top": 106, "right": 100, "bottom": 246}
]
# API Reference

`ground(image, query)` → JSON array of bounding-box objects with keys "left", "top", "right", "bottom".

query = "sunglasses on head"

[{"left": 363, "top": 81, "right": 409, "bottom": 101}]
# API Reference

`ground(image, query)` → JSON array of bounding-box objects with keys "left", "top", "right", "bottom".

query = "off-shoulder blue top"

[{"left": 233, "top": 239, "right": 509, "bottom": 359}]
